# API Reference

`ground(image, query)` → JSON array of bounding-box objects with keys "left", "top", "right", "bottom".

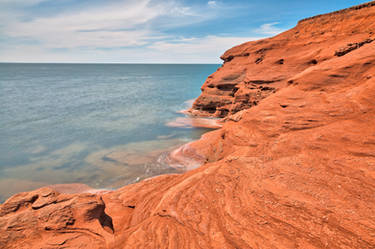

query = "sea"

[{"left": 0, "top": 63, "right": 219, "bottom": 202}]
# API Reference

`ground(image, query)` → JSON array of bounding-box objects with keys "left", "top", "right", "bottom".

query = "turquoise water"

[{"left": 0, "top": 63, "right": 219, "bottom": 201}]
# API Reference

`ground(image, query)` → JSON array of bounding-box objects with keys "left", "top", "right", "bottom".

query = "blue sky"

[{"left": 0, "top": 0, "right": 368, "bottom": 63}]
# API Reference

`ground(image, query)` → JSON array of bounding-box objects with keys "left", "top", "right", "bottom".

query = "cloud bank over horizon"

[{"left": 0, "top": 0, "right": 368, "bottom": 63}]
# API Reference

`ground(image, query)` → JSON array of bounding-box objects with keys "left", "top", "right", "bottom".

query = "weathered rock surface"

[
  {"left": 0, "top": 187, "right": 114, "bottom": 248},
  {"left": 188, "top": 1, "right": 375, "bottom": 118},
  {"left": 2, "top": 2, "right": 375, "bottom": 248}
]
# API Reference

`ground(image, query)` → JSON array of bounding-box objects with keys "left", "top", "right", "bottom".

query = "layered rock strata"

[
  {"left": 188, "top": 1, "right": 375, "bottom": 118},
  {"left": 1, "top": 2, "right": 375, "bottom": 248}
]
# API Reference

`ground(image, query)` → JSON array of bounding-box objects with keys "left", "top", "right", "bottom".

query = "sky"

[{"left": 0, "top": 0, "right": 369, "bottom": 63}]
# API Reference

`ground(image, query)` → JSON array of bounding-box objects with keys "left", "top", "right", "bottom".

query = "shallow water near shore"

[{"left": 0, "top": 63, "right": 219, "bottom": 202}]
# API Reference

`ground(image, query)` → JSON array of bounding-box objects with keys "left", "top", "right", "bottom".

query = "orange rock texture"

[{"left": 1, "top": 2, "right": 375, "bottom": 248}]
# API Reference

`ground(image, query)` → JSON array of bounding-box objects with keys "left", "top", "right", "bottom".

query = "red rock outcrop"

[
  {"left": 188, "top": 1, "right": 375, "bottom": 117},
  {"left": 1, "top": 2, "right": 375, "bottom": 248},
  {"left": 0, "top": 187, "right": 114, "bottom": 248}
]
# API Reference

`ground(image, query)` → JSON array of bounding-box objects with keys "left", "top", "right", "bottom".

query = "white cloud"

[
  {"left": 254, "top": 22, "right": 285, "bottom": 36},
  {"left": 1, "top": 0, "right": 211, "bottom": 50},
  {"left": 0, "top": 35, "right": 262, "bottom": 63},
  {"left": 208, "top": 1, "right": 217, "bottom": 8},
  {"left": 0, "top": 0, "right": 47, "bottom": 6},
  {"left": 3, "top": 0, "right": 163, "bottom": 48},
  {"left": 148, "top": 35, "right": 259, "bottom": 55},
  {"left": 0, "top": 0, "right": 266, "bottom": 63}
]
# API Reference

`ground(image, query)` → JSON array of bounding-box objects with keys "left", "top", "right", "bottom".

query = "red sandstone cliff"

[
  {"left": 189, "top": 1, "right": 375, "bottom": 118},
  {"left": 1, "top": 2, "right": 375, "bottom": 249}
]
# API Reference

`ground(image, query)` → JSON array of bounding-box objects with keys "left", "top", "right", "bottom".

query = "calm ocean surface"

[{"left": 0, "top": 63, "right": 219, "bottom": 201}]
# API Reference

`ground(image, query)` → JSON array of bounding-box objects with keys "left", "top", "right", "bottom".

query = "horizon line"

[{"left": 0, "top": 62, "right": 222, "bottom": 65}]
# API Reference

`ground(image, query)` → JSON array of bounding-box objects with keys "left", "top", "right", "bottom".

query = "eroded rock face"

[
  {"left": 0, "top": 187, "right": 114, "bottom": 249},
  {"left": 188, "top": 2, "right": 375, "bottom": 118},
  {"left": 2, "top": 2, "right": 375, "bottom": 248}
]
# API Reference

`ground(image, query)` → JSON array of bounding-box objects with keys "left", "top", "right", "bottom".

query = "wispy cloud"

[
  {"left": 254, "top": 22, "right": 285, "bottom": 36},
  {"left": 3, "top": 0, "right": 168, "bottom": 48},
  {"left": 0, "top": 0, "right": 47, "bottom": 7},
  {"left": 0, "top": 35, "right": 261, "bottom": 63},
  {"left": 1, "top": 0, "right": 217, "bottom": 48},
  {"left": 146, "top": 35, "right": 261, "bottom": 62},
  {"left": 0, "top": 0, "right": 272, "bottom": 63},
  {"left": 208, "top": 1, "right": 217, "bottom": 8}
]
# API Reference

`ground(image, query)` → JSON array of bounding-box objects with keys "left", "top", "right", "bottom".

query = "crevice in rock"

[
  {"left": 246, "top": 80, "right": 277, "bottom": 85},
  {"left": 219, "top": 109, "right": 229, "bottom": 116},
  {"left": 201, "top": 106, "right": 217, "bottom": 114},
  {"left": 259, "top": 86, "right": 275, "bottom": 91},
  {"left": 255, "top": 57, "right": 264, "bottom": 64},
  {"left": 222, "top": 55, "right": 234, "bottom": 63},
  {"left": 99, "top": 212, "right": 114, "bottom": 234},
  {"left": 85, "top": 198, "right": 114, "bottom": 234},
  {"left": 329, "top": 74, "right": 346, "bottom": 78},
  {"left": 334, "top": 39, "right": 374, "bottom": 57},
  {"left": 217, "top": 84, "right": 236, "bottom": 91},
  {"left": 230, "top": 87, "right": 239, "bottom": 97}
]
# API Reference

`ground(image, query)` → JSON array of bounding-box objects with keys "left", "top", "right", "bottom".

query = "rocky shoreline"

[{"left": 1, "top": 2, "right": 375, "bottom": 248}]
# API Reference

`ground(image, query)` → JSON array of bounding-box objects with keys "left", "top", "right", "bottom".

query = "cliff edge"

[
  {"left": 189, "top": 1, "right": 375, "bottom": 117},
  {"left": 1, "top": 2, "right": 375, "bottom": 248}
]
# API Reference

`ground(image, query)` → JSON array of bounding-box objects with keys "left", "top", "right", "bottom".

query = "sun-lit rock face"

[
  {"left": 188, "top": 1, "right": 375, "bottom": 117},
  {"left": 2, "top": 2, "right": 375, "bottom": 249},
  {"left": 0, "top": 187, "right": 113, "bottom": 249}
]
